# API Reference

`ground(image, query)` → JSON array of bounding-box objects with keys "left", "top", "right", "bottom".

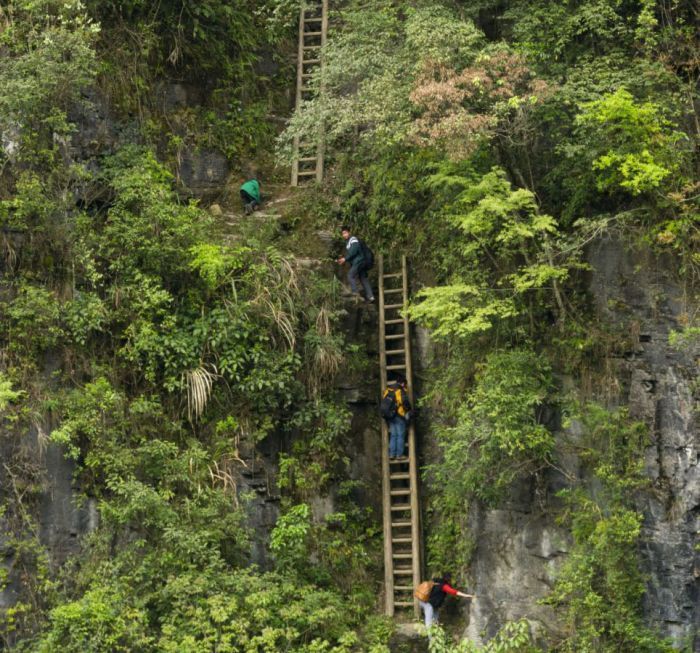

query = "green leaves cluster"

[
  {"left": 427, "top": 620, "right": 539, "bottom": 653},
  {"left": 576, "top": 89, "right": 683, "bottom": 196},
  {"left": 36, "top": 568, "right": 363, "bottom": 653},
  {"left": 426, "top": 349, "right": 554, "bottom": 572},
  {"left": 409, "top": 167, "right": 568, "bottom": 340}
]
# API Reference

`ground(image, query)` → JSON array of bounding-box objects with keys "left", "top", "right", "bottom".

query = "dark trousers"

[
  {"left": 348, "top": 263, "right": 374, "bottom": 300},
  {"left": 240, "top": 190, "right": 259, "bottom": 208}
]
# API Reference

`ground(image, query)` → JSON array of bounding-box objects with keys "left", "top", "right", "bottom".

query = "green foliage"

[
  {"left": 0, "top": 373, "right": 22, "bottom": 413},
  {"left": 427, "top": 349, "right": 554, "bottom": 571},
  {"left": 5, "top": 284, "right": 63, "bottom": 359},
  {"left": 36, "top": 567, "right": 363, "bottom": 653},
  {"left": 0, "top": 0, "right": 98, "bottom": 158},
  {"left": 279, "top": 400, "right": 352, "bottom": 496},
  {"left": 408, "top": 167, "right": 568, "bottom": 340},
  {"left": 36, "top": 585, "right": 152, "bottom": 653},
  {"left": 270, "top": 503, "right": 312, "bottom": 571},
  {"left": 575, "top": 89, "right": 684, "bottom": 196},
  {"left": 280, "top": 1, "right": 483, "bottom": 155},
  {"left": 431, "top": 348, "right": 554, "bottom": 503},
  {"left": 426, "top": 620, "right": 540, "bottom": 652}
]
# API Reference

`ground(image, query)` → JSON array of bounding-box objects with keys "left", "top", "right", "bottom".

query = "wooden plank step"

[
  {"left": 304, "top": 17, "right": 323, "bottom": 22},
  {"left": 392, "top": 537, "right": 412, "bottom": 544},
  {"left": 387, "top": 364, "right": 406, "bottom": 370},
  {"left": 390, "top": 504, "right": 411, "bottom": 511},
  {"left": 392, "top": 520, "right": 411, "bottom": 527},
  {"left": 385, "top": 303, "right": 404, "bottom": 309},
  {"left": 385, "top": 319, "right": 404, "bottom": 325},
  {"left": 303, "top": 45, "right": 321, "bottom": 49},
  {"left": 394, "top": 585, "right": 414, "bottom": 591},
  {"left": 395, "top": 601, "right": 414, "bottom": 607},
  {"left": 304, "top": 31, "right": 323, "bottom": 36},
  {"left": 384, "top": 288, "right": 403, "bottom": 295},
  {"left": 393, "top": 568, "right": 413, "bottom": 575},
  {"left": 392, "top": 553, "right": 413, "bottom": 559},
  {"left": 302, "top": 73, "right": 313, "bottom": 78},
  {"left": 390, "top": 489, "right": 411, "bottom": 496},
  {"left": 383, "top": 273, "right": 402, "bottom": 279},
  {"left": 389, "top": 457, "right": 410, "bottom": 464},
  {"left": 303, "top": 59, "right": 321, "bottom": 64},
  {"left": 385, "top": 333, "right": 405, "bottom": 340},
  {"left": 297, "top": 170, "right": 318, "bottom": 177},
  {"left": 390, "top": 473, "right": 410, "bottom": 480},
  {"left": 386, "top": 349, "right": 405, "bottom": 355},
  {"left": 299, "top": 157, "right": 317, "bottom": 162}
]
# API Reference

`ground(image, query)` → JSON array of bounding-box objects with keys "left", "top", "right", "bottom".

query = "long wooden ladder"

[
  {"left": 378, "top": 254, "right": 421, "bottom": 617},
  {"left": 291, "top": 0, "right": 328, "bottom": 186}
]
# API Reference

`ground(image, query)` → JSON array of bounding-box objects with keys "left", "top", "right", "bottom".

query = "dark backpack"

[
  {"left": 359, "top": 240, "right": 374, "bottom": 270},
  {"left": 380, "top": 387, "right": 398, "bottom": 420}
]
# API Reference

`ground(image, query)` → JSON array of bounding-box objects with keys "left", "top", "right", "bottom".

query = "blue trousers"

[{"left": 388, "top": 415, "right": 407, "bottom": 457}]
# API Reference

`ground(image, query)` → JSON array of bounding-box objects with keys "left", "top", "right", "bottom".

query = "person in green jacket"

[{"left": 240, "top": 178, "right": 261, "bottom": 214}]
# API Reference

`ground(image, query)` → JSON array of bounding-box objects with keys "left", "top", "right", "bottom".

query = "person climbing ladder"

[
  {"left": 336, "top": 225, "right": 375, "bottom": 303},
  {"left": 414, "top": 573, "right": 475, "bottom": 631},
  {"left": 380, "top": 374, "right": 412, "bottom": 459}
]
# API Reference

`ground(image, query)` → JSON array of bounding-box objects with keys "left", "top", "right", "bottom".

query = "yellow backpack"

[{"left": 414, "top": 580, "right": 435, "bottom": 602}]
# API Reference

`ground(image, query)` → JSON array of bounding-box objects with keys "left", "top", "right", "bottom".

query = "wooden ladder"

[
  {"left": 378, "top": 254, "right": 422, "bottom": 617},
  {"left": 291, "top": 0, "right": 328, "bottom": 186}
]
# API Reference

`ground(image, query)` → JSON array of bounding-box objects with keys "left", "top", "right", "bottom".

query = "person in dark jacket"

[
  {"left": 337, "top": 225, "right": 374, "bottom": 303},
  {"left": 240, "top": 178, "right": 261, "bottom": 214},
  {"left": 383, "top": 375, "right": 411, "bottom": 459},
  {"left": 419, "top": 573, "right": 474, "bottom": 630}
]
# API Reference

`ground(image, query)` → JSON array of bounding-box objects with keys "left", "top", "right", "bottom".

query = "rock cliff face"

[
  {"left": 589, "top": 237, "right": 699, "bottom": 647},
  {"left": 454, "top": 236, "right": 698, "bottom": 649}
]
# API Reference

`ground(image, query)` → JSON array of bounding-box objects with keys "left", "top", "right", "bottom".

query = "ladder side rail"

[
  {"left": 291, "top": 3, "right": 306, "bottom": 187},
  {"left": 315, "top": 0, "right": 329, "bottom": 183},
  {"left": 402, "top": 254, "right": 422, "bottom": 618},
  {"left": 378, "top": 254, "right": 394, "bottom": 616}
]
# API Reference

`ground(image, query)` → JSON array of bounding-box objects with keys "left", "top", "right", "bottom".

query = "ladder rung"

[
  {"left": 298, "top": 157, "right": 317, "bottom": 162},
  {"left": 383, "top": 273, "right": 402, "bottom": 279},
  {"left": 302, "top": 73, "right": 313, "bottom": 78},
  {"left": 389, "top": 457, "right": 410, "bottom": 464},
  {"left": 391, "top": 504, "right": 411, "bottom": 511},
  {"left": 390, "top": 489, "right": 411, "bottom": 496},
  {"left": 297, "top": 170, "right": 317, "bottom": 176},
  {"left": 386, "top": 349, "right": 405, "bottom": 355},
  {"left": 395, "top": 601, "right": 414, "bottom": 607},
  {"left": 384, "top": 288, "right": 403, "bottom": 295},
  {"left": 303, "top": 17, "right": 322, "bottom": 22},
  {"left": 303, "top": 59, "right": 321, "bottom": 64},
  {"left": 386, "top": 364, "right": 406, "bottom": 370},
  {"left": 394, "top": 585, "right": 414, "bottom": 591},
  {"left": 392, "top": 520, "right": 411, "bottom": 527},
  {"left": 303, "top": 45, "right": 321, "bottom": 49},
  {"left": 385, "top": 303, "right": 404, "bottom": 309},
  {"left": 392, "top": 553, "right": 413, "bottom": 559},
  {"left": 304, "top": 31, "right": 323, "bottom": 36},
  {"left": 393, "top": 568, "right": 413, "bottom": 575},
  {"left": 385, "top": 319, "right": 404, "bottom": 325},
  {"left": 385, "top": 333, "right": 405, "bottom": 340},
  {"left": 392, "top": 537, "right": 412, "bottom": 544},
  {"left": 390, "top": 473, "right": 410, "bottom": 480}
]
